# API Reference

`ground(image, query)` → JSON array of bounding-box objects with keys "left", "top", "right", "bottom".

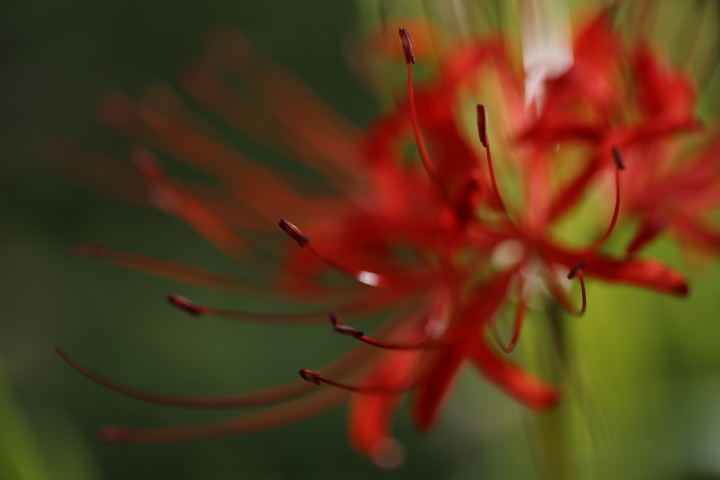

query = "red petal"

[
  {"left": 540, "top": 13, "right": 622, "bottom": 127},
  {"left": 672, "top": 218, "right": 720, "bottom": 254},
  {"left": 585, "top": 256, "right": 688, "bottom": 296},
  {"left": 627, "top": 214, "right": 666, "bottom": 255},
  {"left": 347, "top": 349, "right": 419, "bottom": 466},
  {"left": 411, "top": 273, "right": 512, "bottom": 431},
  {"left": 410, "top": 341, "right": 468, "bottom": 432},
  {"left": 470, "top": 336, "right": 559, "bottom": 410},
  {"left": 544, "top": 241, "right": 690, "bottom": 296},
  {"left": 632, "top": 43, "right": 696, "bottom": 120}
]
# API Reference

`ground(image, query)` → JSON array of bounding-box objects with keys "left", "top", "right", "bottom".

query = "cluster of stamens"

[
  {"left": 54, "top": 23, "right": 643, "bottom": 450},
  {"left": 280, "top": 27, "right": 624, "bottom": 388}
]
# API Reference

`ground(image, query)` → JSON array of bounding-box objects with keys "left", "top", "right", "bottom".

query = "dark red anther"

[
  {"left": 611, "top": 146, "right": 625, "bottom": 170},
  {"left": 476, "top": 103, "right": 506, "bottom": 213},
  {"left": 398, "top": 28, "right": 415, "bottom": 65},
  {"left": 476, "top": 104, "right": 488, "bottom": 148},
  {"left": 567, "top": 259, "right": 587, "bottom": 280},
  {"left": 329, "top": 312, "right": 364, "bottom": 338},
  {"left": 168, "top": 294, "right": 203, "bottom": 316},
  {"left": 299, "top": 369, "right": 321, "bottom": 385},
  {"left": 279, "top": 218, "right": 309, "bottom": 247}
]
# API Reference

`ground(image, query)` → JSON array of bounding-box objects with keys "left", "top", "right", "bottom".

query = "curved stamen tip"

[
  {"left": 279, "top": 218, "right": 309, "bottom": 247},
  {"left": 168, "top": 294, "right": 203, "bottom": 316},
  {"left": 98, "top": 426, "right": 135, "bottom": 443},
  {"left": 298, "top": 369, "right": 321, "bottom": 385},
  {"left": 611, "top": 146, "right": 625, "bottom": 170},
  {"left": 398, "top": 28, "right": 415, "bottom": 64},
  {"left": 567, "top": 259, "right": 587, "bottom": 280},
  {"left": 476, "top": 104, "right": 488, "bottom": 148},
  {"left": 329, "top": 312, "right": 364, "bottom": 338},
  {"left": 72, "top": 242, "right": 110, "bottom": 258}
]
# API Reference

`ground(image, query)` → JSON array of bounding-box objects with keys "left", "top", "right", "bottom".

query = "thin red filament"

[
  {"left": 279, "top": 219, "right": 385, "bottom": 287},
  {"left": 330, "top": 312, "right": 444, "bottom": 350},
  {"left": 477, "top": 104, "right": 506, "bottom": 213},
  {"left": 399, "top": 28, "right": 451, "bottom": 205},
  {"left": 298, "top": 369, "right": 409, "bottom": 394},
  {"left": 490, "top": 297, "right": 529, "bottom": 353},
  {"left": 566, "top": 260, "right": 587, "bottom": 315},
  {"left": 587, "top": 146, "right": 624, "bottom": 251}
]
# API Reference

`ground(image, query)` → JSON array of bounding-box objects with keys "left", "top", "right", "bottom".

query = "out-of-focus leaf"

[{"left": 0, "top": 360, "right": 51, "bottom": 480}]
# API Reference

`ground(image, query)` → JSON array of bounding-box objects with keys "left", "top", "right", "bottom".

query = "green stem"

[{"left": 535, "top": 302, "right": 572, "bottom": 480}]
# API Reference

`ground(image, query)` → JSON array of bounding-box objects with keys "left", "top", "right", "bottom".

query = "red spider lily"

[{"left": 54, "top": 10, "right": 715, "bottom": 467}]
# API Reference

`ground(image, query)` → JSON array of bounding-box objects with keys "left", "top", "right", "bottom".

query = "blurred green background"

[{"left": 2, "top": 1, "right": 720, "bottom": 479}]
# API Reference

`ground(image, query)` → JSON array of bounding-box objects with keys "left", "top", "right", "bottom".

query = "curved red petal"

[
  {"left": 585, "top": 256, "right": 689, "bottom": 296},
  {"left": 470, "top": 336, "right": 560, "bottom": 410},
  {"left": 410, "top": 343, "right": 468, "bottom": 432},
  {"left": 411, "top": 273, "right": 513, "bottom": 431},
  {"left": 347, "top": 349, "right": 418, "bottom": 466}
]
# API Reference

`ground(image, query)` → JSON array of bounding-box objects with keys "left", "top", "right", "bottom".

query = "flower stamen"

[
  {"left": 490, "top": 280, "right": 529, "bottom": 353},
  {"left": 279, "top": 218, "right": 386, "bottom": 287},
  {"left": 72, "top": 243, "right": 340, "bottom": 301},
  {"left": 399, "top": 28, "right": 453, "bottom": 206},
  {"left": 544, "top": 260, "right": 587, "bottom": 316},
  {"left": 586, "top": 146, "right": 624, "bottom": 251},
  {"left": 298, "top": 369, "right": 409, "bottom": 394},
  {"left": 565, "top": 260, "right": 587, "bottom": 315},
  {"left": 278, "top": 218, "right": 309, "bottom": 246},
  {"left": 477, "top": 104, "right": 507, "bottom": 213},
  {"left": 168, "top": 294, "right": 204, "bottom": 316},
  {"left": 55, "top": 346, "right": 316, "bottom": 409},
  {"left": 330, "top": 312, "right": 445, "bottom": 350}
]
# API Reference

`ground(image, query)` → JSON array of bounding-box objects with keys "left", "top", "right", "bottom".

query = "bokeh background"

[{"left": 2, "top": 1, "right": 720, "bottom": 479}]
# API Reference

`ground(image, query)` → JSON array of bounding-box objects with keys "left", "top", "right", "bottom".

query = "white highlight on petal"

[
  {"left": 356, "top": 271, "right": 380, "bottom": 286},
  {"left": 425, "top": 292, "right": 451, "bottom": 339},
  {"left": 519, "top": 258, "right": 546, "bottom": 310},
  {"left": 552, "top": 263, "right": 573, "bottom": 292},
  {"left": 519, "top": 0, "right": 574, "bottom": 109},
  {"left": 492, "top": 240, "right": 525, "bottom": 270}
]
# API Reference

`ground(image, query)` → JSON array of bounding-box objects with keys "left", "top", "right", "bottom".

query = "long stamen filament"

[
  {"left": 490, "top": 296, "right": 529, "bottom": 353},
  {"left": 299, "top": 369, "right": 410, "bottom": 394},
  {"left": 56, "top": 308, "right": 419, "bottom": 411},
  {"left": 279, "top": 218, "right": 386, "bottom": 287},
  {"left": 566, "top": 260, "right": 587, "bottom": 315},
  {"left": 477, "top": 104, "right": 507, "bottom": 213},
  {"left": 72, "top": 243, "right": 347, "bottom": 302},
  {"left": 55, "top": 346, "right": 316, "bottom": 409},
  {"left": 587, "top": 146, "right": 624, "bottom": 251},
  {"left": 168, "top": 294, "right": 332, "bottom": 325},
  {"left": 399, "top": 28, "right": 452, "bottom": 206},
  {"left": 330, "top": 312, "right": 445, "bottom": 350},
  {"left": 544, "top": 260, "right": 587, "bottom": 316},
  {"left": 168, "top": 294, "right": 414, "bottom": 326},
  {"left": 95, "top": 386, "right": 350, "bottom": 444}
]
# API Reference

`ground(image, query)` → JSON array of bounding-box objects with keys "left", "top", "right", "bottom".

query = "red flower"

[{"left": 56, "top": 11, "right": 715, "bottom": 466}]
